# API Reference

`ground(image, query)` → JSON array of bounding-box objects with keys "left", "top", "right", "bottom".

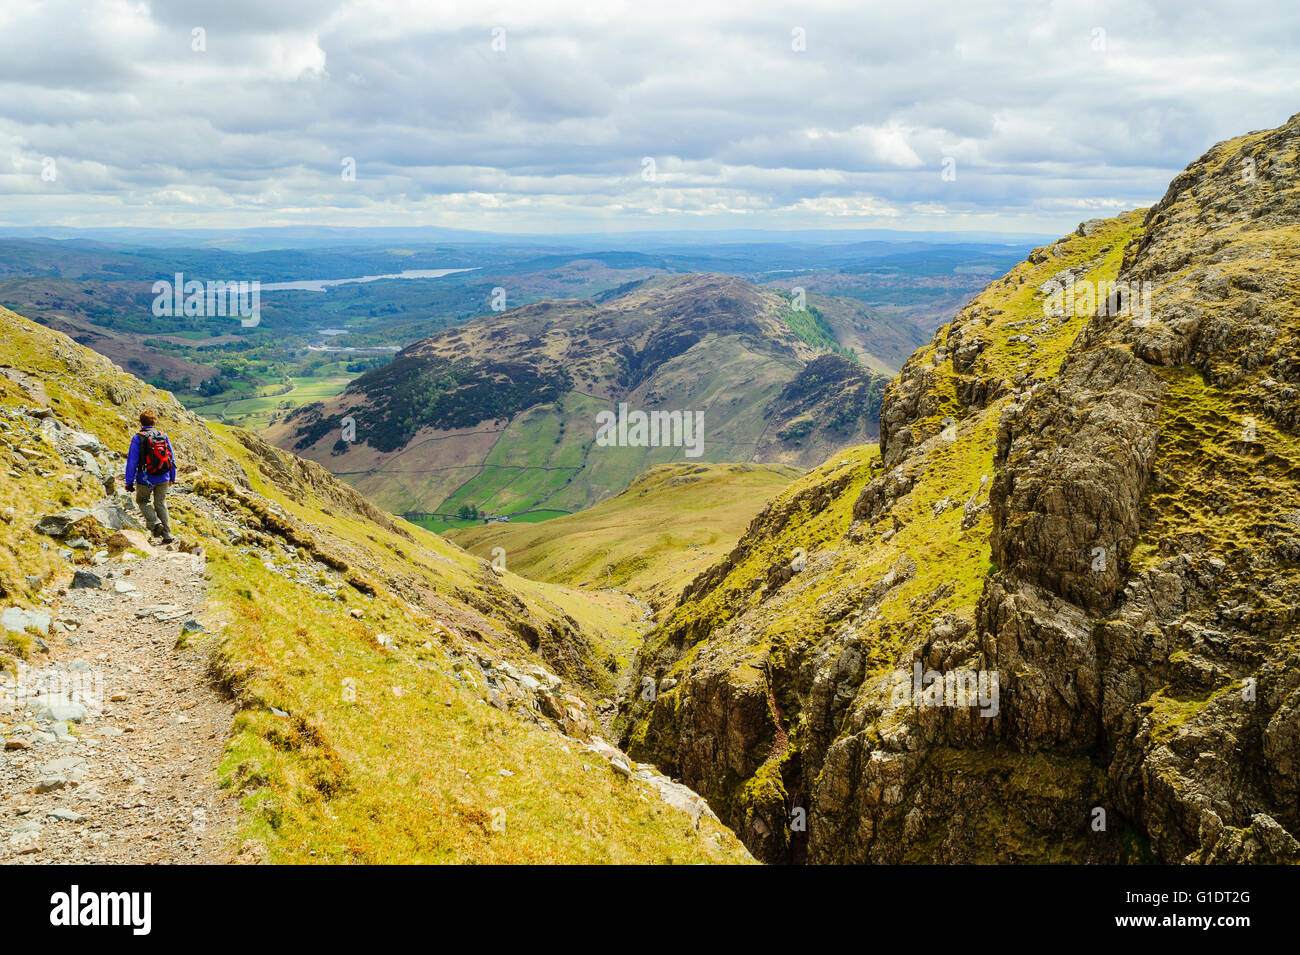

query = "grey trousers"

[{"left": 135, "top": 483, "right": 171, "bottom": 537}]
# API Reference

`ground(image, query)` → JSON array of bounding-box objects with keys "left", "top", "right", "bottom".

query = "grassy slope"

[
  {"left": 206, "top": 540, "right": 745, "bottom": 862},
  {"left": 437, "top": 393, "right": 602, "bottom": 518},
  {"left": 803, "top": 291, "right": 919, "bottom": 376},
  {"left": 439, "top": 343, "right": 805, "bottom": 517},
  {"left": 0, "top": 304, "right": 751, "bottom": 864},
  {"left": 450, "top": 462, "right": 802, "bottom": 613}
]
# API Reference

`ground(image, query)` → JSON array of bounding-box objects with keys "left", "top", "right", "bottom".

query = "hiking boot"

[
  {"left": 160, "top": 536, "right": 175, "bottom": 545},
  {"left": 150, "top": 523, "right": 165, "bottom": 538}
]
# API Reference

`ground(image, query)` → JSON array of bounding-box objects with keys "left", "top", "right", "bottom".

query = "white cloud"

[{"left": 0, "top": 0, "right": 1295, "bottom": 233}]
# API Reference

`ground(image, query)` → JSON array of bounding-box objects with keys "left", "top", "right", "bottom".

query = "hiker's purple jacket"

[{"left": 123, "top": 430, "right": 177, "bottom": 486}]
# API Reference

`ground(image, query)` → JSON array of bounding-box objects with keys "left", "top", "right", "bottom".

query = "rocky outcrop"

[{"left": 620, "top": 111, "right": 1300, "bottom": 864}]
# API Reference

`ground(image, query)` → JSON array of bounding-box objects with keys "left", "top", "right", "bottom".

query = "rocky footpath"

[
  {"left": 1, "top": 545, "right": 235, "bottom": 863},
  {"left": 0, "top": 379, "right": 237, "bottom": 861}
]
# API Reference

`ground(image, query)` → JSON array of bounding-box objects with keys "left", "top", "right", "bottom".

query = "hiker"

[{"left": 123, "top": 409, "right": 177, "bottom": 544}]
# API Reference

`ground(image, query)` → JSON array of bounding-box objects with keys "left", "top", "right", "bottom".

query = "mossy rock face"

[{"left": 622, "top": 110, "right": 1300, "bottom": 865}]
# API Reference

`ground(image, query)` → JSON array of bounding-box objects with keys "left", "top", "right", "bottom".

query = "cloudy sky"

[{"left": 1, "top": 0, "right": 1297, "bottom": 235}]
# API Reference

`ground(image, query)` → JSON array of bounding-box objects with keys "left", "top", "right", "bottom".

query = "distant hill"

[{"left": 272, "top": 273, "right": 891, "bottom": 516}]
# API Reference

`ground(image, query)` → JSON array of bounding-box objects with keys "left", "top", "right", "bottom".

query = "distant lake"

[{"left": 261, "top": 267, "right": 476, "bottom": 292}]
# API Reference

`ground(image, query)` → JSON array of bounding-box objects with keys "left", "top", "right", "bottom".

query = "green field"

[
  {"left": 189, "top": 371, "right": 354, "bottom": 430},
  {"left": 436, "top": 397, "right": 598, "bottom": 518}
]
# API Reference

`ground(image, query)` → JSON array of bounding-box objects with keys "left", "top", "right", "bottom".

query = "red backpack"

[{"left": 139, "top": 428, "right": 173, "bottom": 476}]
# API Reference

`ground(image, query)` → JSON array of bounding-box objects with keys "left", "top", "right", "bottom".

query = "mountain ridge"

[{"left": 272, "top": 273, "right": 889, "bottom": 517}]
